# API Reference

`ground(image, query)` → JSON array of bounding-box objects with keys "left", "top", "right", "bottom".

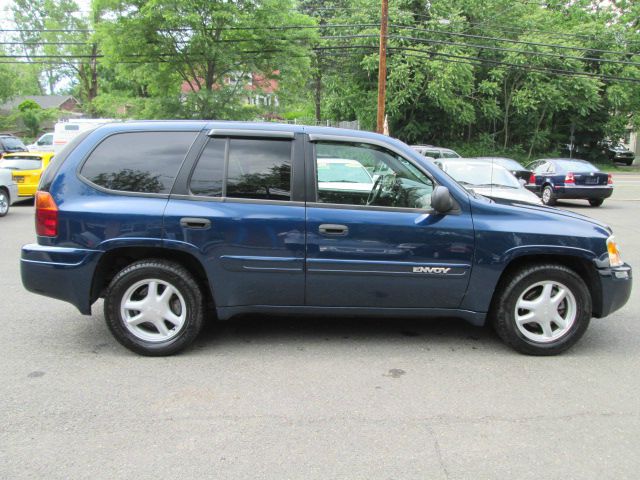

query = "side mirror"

[{"left": 431, "top": 186, "right": 454, "bottom": 213}]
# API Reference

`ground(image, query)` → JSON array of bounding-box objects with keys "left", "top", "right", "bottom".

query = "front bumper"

[
  {"left": 596, "top": 263, "right": 632, "bottom": 318},
  {"left": 555, "top": 185, "right": 613, "bottom": 200},
  {"left": 21, "top": 243, "right": 102, "bottom": 315}
]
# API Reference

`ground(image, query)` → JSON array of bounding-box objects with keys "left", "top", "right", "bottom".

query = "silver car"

[
  {"left": 435, "top": 158, "right": 541, "bottom": 205},
  {"left": 0, "top": 168, "right": 19, "bottom": 216}
]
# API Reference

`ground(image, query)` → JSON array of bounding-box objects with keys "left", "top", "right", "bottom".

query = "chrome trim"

[
  {"left": 208, "top": 129, "right": 295, "bottom": 139},
  {"left": 558, "top": 184, "right": 613, "bottom": 189},
  {"left": 169, "top": 193, "right": 304, "bottom": 207}
]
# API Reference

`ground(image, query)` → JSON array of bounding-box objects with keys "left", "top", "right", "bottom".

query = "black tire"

[
  {"left": 0, "top": 188, "right": 9, "bottom": 217},
  {"left": 541, "top": 185, "right": 556, "bottom": 206},
  {"left": 104, "top": 259, "right": 205, "bottom": 356},
  {"left": 491, "top": 263, "right": 592, "bottom": 355},
  {"left": 588, "top": 198, "right": 604, "bottom": 207}
]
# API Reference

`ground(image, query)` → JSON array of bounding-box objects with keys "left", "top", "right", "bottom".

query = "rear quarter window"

[{"left": 80, "top": 131, "right": 197, "bottom": 194}]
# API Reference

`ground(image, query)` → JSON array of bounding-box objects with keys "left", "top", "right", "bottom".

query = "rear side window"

[
  {"left": 189, "top": 137, "right": 292, "bottom": 201},
  {"left": 80, "top": 131, "right": 197, "bottom": 194}
]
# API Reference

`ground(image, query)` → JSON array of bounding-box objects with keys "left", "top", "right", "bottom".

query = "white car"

[
  {"left": 27, "top": 132, "right": 54, "bottom": 152},
  {"left": 0, "top": 168, "right": 19, "bottom": 216},
  {"left": 436, "top": 159, "right": 542, "bottom": 205},
  {"left": 317, "top": 158, "right": 374, "bottom": 203}
]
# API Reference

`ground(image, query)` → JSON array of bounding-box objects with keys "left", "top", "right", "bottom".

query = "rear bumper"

[
  {"left": 17, "top": 183, "right": 37, "bottom": 197},
  {"left": 555, "top": 185, "right": 613, "bottom": 200},
  {"left": 596, "top": 264, "right": 632, "bottom": 318},
  {"left": 21, "top": 243, "right": 102, "bottom": 315}
]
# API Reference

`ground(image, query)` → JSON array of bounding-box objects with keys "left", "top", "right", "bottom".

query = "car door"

[
  {"left": 163, "top": 129, "right": 306, "bottom": 309},
  {"left": 304, "top": 135, "right": 474, "bottom": 309}
]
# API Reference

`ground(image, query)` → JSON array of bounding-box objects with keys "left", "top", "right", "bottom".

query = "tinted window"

[
  {"left": 226, "top": 138, "right": 291, "bottom": 200},
  {"left": 80, "top": 131, "right": 197, "bottom": 194},
  {"left": 442, "top": 150, "right": 460, "bottom": 158},
  {"left": 189, "top": 138, "right": 225, "bottom": 197}
]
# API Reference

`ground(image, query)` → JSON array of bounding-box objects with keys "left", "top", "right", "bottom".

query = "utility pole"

[{"left": 376, "top": 0, "right": 388, "bottom": 134}]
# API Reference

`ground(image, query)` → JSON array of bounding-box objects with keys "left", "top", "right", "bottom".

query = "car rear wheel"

[
  {"left": 588, "top": 198, "right": 604, "bottom": 207},
  {"left": 541, "top": 185, "right": 556, "bottom": 206},
  {"left": 104, "top": 259, "right": 204, "bottom": 356},
  {"left": 491, "top": 264, "right": 591, "bottom": 355},
  {"left": 0, "top": 188, "right": 9, "bottom": 217}
]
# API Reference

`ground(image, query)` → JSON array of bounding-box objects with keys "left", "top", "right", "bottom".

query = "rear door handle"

[
  {"left": 319, "top": 224, "right": 349, "bottom": 236},
  {"left": 180, "top": 217, "right": 211, "bottom": 229}
]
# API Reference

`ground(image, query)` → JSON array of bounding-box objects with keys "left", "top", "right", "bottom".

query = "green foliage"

[
  {"left": 2, "top": 0, "right": 639, "bottom": 159},
  {"left": 9, "top": 102, "right": 59, "bottom": 137}
]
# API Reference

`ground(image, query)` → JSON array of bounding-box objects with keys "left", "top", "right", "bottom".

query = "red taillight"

[
  {"left": 608, "top": 174, "right": 613, "bottom": 185},
  {"left": 528, "top": 173, "right": 536, "bottom": 184},
  {"left": 35, "top": 191, "right": 58, "bottom": 237},
  {"left": 565, "top": 172, "right": 575, "bottom": 184}
]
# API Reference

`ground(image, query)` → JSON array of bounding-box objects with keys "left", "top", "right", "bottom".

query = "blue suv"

[{"left": 21, "top": 122, "right": 632, "bottom": 356}]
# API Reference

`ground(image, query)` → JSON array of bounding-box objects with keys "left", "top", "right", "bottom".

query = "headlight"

[{"left": 607, "top": 235, "right": 623, "bottom": 267}]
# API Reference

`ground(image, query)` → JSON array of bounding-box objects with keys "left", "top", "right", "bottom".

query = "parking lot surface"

[{"left": 1, "top": 177, "right": 638, "bottom": 479}]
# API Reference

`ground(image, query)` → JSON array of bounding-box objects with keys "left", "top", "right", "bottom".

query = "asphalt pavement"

[{"left": 1, "top": 179, "right": 638, "bottom": 479}]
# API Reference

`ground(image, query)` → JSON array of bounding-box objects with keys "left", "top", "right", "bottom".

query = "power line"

[
  {"left": 3, "top": 32, "right": 639, "bottom": 70},
  {"left": 392, "top": 25, "right": 640, "bottom": 56},
  {"left": 390, "top": 34, "right": 640, "bottom": 68},
  {"left": 1, "top": 43, "right": 639, "bottom": 84},
  {"left": 0, "top": 23, "right": 381, "bottom": 34}
]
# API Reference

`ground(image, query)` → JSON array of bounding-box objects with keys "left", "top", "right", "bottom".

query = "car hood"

[
  {"left": 469, "top": 186, "right": 541, "bottom": 205},
  {"left": 507, "top": 200, "right": 612, "bottom": 234}
]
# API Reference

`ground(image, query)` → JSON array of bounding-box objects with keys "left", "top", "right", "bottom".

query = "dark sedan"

[
  {"left": 525, "top": 158, "right": 613, "bottom": 207},
  {"left": 473, "top": 157, "right": 531, "bottom": 183}
]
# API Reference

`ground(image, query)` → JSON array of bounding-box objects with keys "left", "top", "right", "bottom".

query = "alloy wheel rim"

[
  {"left": 120, "top": 278, "right": 187, "bottom": 342},
  {"left": 514, "top": 280, "right": 577, "bottom": 343},
  {"left": 542, "top": 187, "right": 551, "bottom": 203},
  {"left": 0, "top": 192, "right": 7, "bottom": 214}
]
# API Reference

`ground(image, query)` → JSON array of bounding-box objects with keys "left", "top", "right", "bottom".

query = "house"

[
  {"left": 180, "top": 72, "right": 279, "bottom": 107},
  {"left": 0, "top": 95, "right": 81, "bottom": 115}
]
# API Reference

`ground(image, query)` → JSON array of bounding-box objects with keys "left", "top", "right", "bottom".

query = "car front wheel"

[
  {"left": 491, "top": 264, "right": 591, "bottom": 355},
  {"left": 104, "top": 259, "right": 205, "bottom": 356}
]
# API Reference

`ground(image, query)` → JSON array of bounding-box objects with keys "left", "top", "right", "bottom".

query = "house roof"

[{"left": 0, "top": 95, "right": 79, "bottom": 112}]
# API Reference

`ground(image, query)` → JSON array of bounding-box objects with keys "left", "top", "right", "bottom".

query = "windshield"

[
  {"left": 0, "top": 157, "right": 42, "bottom": 170},
  {"left": 2, "top": 137, "right": 26, "bottom": 150},
  {"left": 317, "top": 159, "right": 373, "bottom": 184},
  {"left": 444, "top": 162, "right": 520, "bottom": 188}
]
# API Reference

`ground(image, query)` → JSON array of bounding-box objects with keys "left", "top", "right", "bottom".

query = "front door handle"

[
  {"left": 319, "top": 224, "right": 349, "bottom": 236},
  {"left": 180, "top": 217, "right": 211, "bottom": 229}
]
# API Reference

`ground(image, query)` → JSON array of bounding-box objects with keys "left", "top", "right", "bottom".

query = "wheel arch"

[
  {"left": 488, "top": 253, "right": 602, "bottom": 318},
  {"left": 91, "top": 246, "right": 214, "bottom": 311}
]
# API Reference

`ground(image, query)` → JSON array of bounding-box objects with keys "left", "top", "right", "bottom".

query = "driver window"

[{"left": 314, "top": 141, "right": 434, "bottom": 209}]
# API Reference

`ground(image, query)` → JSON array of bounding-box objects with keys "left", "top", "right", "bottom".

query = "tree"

[
  {"left": 95, "top": 0, "right": 317, "bottom": 119},
  {"left": 13, "top": 100, "right": 58, "bottom": 137}
]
